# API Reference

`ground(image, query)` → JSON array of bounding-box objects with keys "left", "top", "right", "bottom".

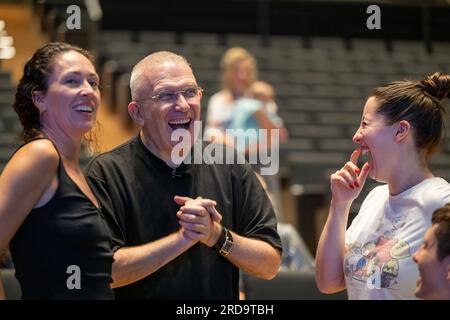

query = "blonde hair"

[{"left": 220, "top": 47, "right": 257, "bottom": 90}]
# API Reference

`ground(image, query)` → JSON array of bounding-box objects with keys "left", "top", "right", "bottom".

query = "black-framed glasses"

[{"left": 135, "top": 86, "right": 203, "bottom": 103}]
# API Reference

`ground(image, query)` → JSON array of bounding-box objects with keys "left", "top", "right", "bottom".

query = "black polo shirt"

[{"left": 85, "top": 135, "right": 281, "bottom": 300}]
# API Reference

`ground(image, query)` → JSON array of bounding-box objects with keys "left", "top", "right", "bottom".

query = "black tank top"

[{"left": 9, "top": 139, "right": 114, "bottom": 299}]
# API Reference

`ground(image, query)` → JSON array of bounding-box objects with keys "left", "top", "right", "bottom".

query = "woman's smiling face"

[
  {"left": 35, "top": 50, "right": 100, "bottom": 137},
  {"left": 352, "top": 96, "right": 398, "bottom": 183}
]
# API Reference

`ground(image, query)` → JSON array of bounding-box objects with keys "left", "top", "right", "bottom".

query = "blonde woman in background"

[
  {"left": 205, "top": 47, "right": 258, "bottom": 138},
  {"left": 205, "top": 49, "right": 287, "bottom": 220}
]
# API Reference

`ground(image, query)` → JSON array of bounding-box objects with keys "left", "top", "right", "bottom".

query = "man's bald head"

[{"left": 130, "top": 51, "right": 191, "bottom": 100}]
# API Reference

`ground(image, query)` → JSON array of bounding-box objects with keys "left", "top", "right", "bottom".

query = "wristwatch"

[{"left": 213, "top": 226, "right": 234, "bottom": 256}]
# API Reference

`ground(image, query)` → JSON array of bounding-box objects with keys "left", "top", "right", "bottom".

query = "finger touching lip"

[{"left": 350, "top": 148, "right": 361, "bottom": 164}]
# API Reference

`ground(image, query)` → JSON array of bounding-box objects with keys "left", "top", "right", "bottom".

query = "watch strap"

[
  {"left": 213, "top": 226, "right": 234, "bottom": 256},
  {"left": 213, "top": 225, "right": 227, "bottom": 251}
]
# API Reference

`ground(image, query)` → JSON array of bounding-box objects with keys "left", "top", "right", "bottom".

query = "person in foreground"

[
  {"left": 413, "top": 203, "right": 450, "bottom": 300},
  {"left": 0, "top": 42, "right": 114, "bottom": 299},
  {"left": 85, "top": 51, "right": 282, "bottom": 299},
  {"left": 315, "top": 72, "right": 450, "bottom": 299}
]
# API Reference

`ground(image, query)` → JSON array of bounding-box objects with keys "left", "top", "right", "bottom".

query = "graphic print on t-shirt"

[
  {"left": 344, "top": 210, "right": 411, "bottom": 290},
  {"left": 345, "top": 236, "right": 411, "bottom": 290}
]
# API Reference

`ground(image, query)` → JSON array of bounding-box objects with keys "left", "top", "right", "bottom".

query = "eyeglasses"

[{"left": 135, "top": 86, "right": 203, "bottom": 103}]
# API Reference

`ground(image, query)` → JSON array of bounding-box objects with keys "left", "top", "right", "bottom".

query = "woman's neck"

[
  {"left": 41, "top": 127, "right": 82, "bottom": 164},
  {"left": 388, "top": 159, "right": 434, "bottom": 195}
]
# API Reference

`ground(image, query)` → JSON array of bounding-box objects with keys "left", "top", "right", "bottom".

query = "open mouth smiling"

[{"left": 168, "top": 118, "right": 191, "bottom": 130}]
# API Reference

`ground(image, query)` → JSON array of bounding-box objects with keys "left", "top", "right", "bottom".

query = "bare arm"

[
  {"left": 0, "top": 140, "right": 59, "bottom": 251},
  {"left": 224, "top": 230, "right": 281, "bottom": 280},
  {"left": 111, "top": 230, "right": 196, "bottom": 288},
  {"left": 315, "top": 149, "right": 370, "bottom": 293},
  {"left": 254, "top": 109, "right": 277, "bottom": 131},
  {"left": 110, "top": 196, "right": 221, "bottom": 288},
  {"left": 177, "top": 196, "right": 281, "bottom": 280},
  {"left": 315, "top": 200, "right": 352, "bottom": 293}
]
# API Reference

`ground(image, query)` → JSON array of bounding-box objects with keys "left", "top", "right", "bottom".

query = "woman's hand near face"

[{"left": 330, "top": 149, "right": 370, "bottom": 205}]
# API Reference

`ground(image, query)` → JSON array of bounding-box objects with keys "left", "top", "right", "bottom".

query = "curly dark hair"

[{"left": 13, "top": 42, "right": 94, "bottom": 142}]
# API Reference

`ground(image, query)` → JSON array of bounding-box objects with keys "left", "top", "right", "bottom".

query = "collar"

[{"left": 135, "top": 134, "right": 193, "bottom": 178}]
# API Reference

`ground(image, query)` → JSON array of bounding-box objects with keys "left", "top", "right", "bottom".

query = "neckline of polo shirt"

[{"left": 136, "top": 134, "right": 193, "bottom": 175}]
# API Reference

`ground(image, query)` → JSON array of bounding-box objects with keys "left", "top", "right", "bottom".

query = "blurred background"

[{"left": 1, "top": 0, "right": 450, "bottom": 299}]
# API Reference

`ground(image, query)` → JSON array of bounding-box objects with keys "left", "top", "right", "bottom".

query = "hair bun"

[{"left": 420, "top": 72, "right": 450, "bottom": 101}]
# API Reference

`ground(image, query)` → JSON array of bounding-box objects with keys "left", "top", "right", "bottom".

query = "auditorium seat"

[
  {"left": 392, "top": 40, "right": 427, "bottom": 55},
  {"left": 270, "top": 35, "right": 302, "bottom": 48},
  {"left": 287, "top": 71, "right": 334, "bottom": 85},
  {"left": 183, "top": 32, "right": 220, "bottom": 45},
  {"left": 139, "top": 30, "right": 177, "bottom": 44},
  {"left": 226, "top": 33, "right": 263, "bottom": 48},
  {"left": 288, "top": 151, "right": 347, "bottom": 188},
  {"left": 0, "top": 73, "right": 12, "bottom": 88},
  {"left": 336, "top": 73, "right": 381, "bottom": 87},
  {"left": 339, "top": 98, "right": 365, "bottom": 112},
  {"left": 351, "top": 38, "right": 386, "bottom": 52},
  {"left": 310, "top": 37, "right": 346, "bottom": 52},
  {"left": 279, "top": 111, "right": 311, "bottom": 125},
  {"left": 276, "top": 84, "right": 310, "bottom": 98},
  {"left": 243, "top": 270, "right": 347, "bottom": 300},
  {"left": 282, "top": 97, "right": 340, "bottom": 112},
  {"left": 280, "top": 139, "right": 314, "bottom": 152},
  {"left": 288, "top": 125, "right": 344, "bottom": 139},
  {"left": 98, "top": 30, "right": 134, "bottom": 46},
  {"left": 433, "top": 41, "right": 450, "bottom": 53},
  {"left": 310, "top": 84, "right": 363, "bottom": 98},
  {"left": 0, "top": 70, "right": 21, "bottom": 171},
  {"left": 317, "top": 138, "right": 355, "bottom": 152},
  {"left": 316, "top": 112, "right": 361, "bottom": 126}
]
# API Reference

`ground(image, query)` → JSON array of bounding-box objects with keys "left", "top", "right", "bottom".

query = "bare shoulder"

[
  {"left": 19, "top": 139, "right": 58, "bottom": 157},
  {"left": 4, "top": 139, "right": 59, "bottom": 176},
  {"left": 14, "top": 139, "right": 58, "bottom": 164},
  {"left": 0, "top": 140, "right": 60, "bottom": 247}
]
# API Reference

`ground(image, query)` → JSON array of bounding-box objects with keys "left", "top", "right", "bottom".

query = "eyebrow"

[
  {"left": 154, "top": 83, "right": 197, "bottom": 91},
  {"left": 63, "top": 71, "right": 99, "bottom": 79}
]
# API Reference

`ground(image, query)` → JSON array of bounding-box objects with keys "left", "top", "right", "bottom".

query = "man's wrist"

[
  {"left": 213, "top": 225, "right": 234, "bottom": 256},
  {"left": 212, "top": 224, "right": 225, "bottom": 249},
  {"left": 177, "top": 228, "right": 198, "bottom": 246}
]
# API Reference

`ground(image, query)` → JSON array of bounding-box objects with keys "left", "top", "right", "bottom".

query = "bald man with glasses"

[{"left": 86, "top": 51, "right": 282, "bottom": 300}]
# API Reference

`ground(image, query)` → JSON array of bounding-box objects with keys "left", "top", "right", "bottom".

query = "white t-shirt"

[
  {"left": 205, "top": 92, "right": 235, "bottom": 132},
  {"left": 344, "top": 177, "right": 450, "bottom": 300},
  {"left": 205, "top": 91, "right": 283, "bottom": 139}
]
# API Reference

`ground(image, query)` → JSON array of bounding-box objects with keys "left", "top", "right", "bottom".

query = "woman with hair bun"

[
  {"left": 316, "top": 72, "right": 450, "bottom": 299},
  {"left": 0, "top": 42, "right": 113, "bottom": 299}
]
